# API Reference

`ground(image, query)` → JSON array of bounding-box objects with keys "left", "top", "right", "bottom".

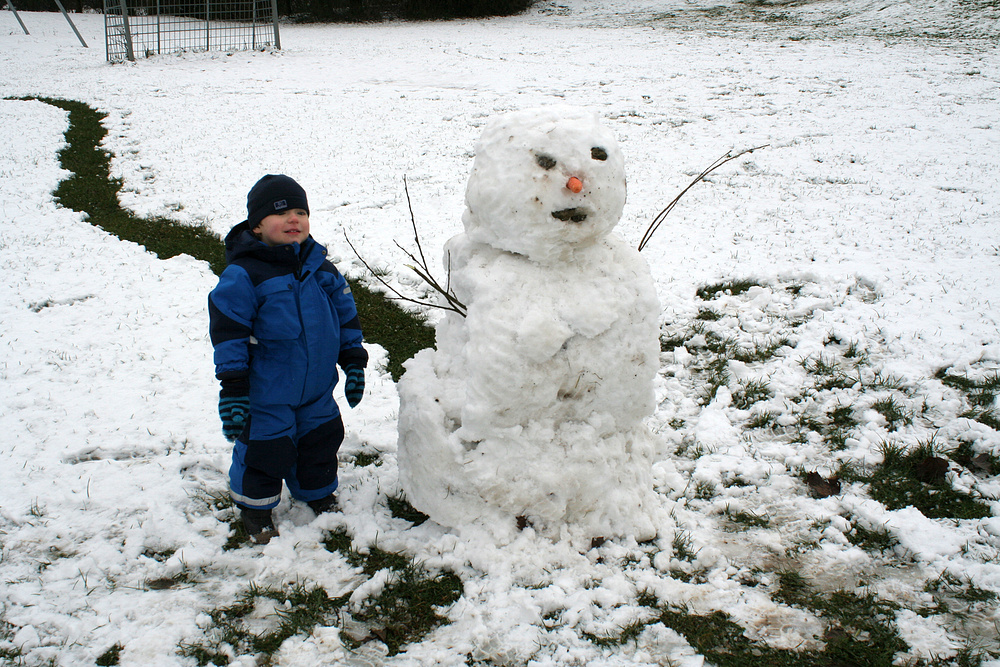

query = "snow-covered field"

[{"left": 1, "top": 0, "right": 999, "bottom": 664}]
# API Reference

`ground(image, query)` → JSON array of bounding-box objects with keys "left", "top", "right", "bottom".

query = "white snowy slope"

[{"left": 1, "top": 0, "right": 999, "bottom": 665}]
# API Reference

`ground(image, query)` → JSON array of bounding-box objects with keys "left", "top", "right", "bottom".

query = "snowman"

[{"left": 397, "top": 107, "right": 666, "bottom": 540}]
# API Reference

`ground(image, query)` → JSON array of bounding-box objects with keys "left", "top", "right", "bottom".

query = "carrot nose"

[{"left": 566, "top": 177, "right": 583, "bottom": 193}]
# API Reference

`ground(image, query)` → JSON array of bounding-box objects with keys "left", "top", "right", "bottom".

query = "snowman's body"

[{"left": 397, "top": 108, "right": 664, "bottom": 539}]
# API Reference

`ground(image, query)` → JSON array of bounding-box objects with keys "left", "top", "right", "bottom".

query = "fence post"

[
  {"left": 271, "top": 0, "right": 280, "bottom": 50},
  {"left": 117, "top": 0, "right": 135, "bottom": 61},
  {"left": 6, "top": 0, "right": 30, "bottom": 35},
  {"left": 53, "top": 0, "right": 89, "bottom": 47}
]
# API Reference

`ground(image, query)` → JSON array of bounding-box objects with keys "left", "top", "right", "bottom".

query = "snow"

[
  {"left": 398, "top": 107, "right": 665, "bottom": 540},
  {"left": 2, "top": 0, "right": 1000, "bottom": 664}
]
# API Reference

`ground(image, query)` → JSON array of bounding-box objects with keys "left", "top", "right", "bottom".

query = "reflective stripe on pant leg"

[
  {"left": 229, "top": 403, "right": 296, "bottom": 509},
  {"left": 229, "top": 439, "right": 282, "bottom": 509}
]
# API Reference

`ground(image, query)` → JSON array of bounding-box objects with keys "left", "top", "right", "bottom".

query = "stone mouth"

[{"left": 552, "top": 208, "right": 588, "bottom": 223}]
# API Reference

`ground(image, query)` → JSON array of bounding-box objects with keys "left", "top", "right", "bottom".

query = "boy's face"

[{"left": 253, "top": 209, "right": 310, "bottom": 247}]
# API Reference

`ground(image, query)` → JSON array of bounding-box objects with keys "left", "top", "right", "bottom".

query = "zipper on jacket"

[{"left": 296, "top": 242, "right": 315, "bottom": 282}]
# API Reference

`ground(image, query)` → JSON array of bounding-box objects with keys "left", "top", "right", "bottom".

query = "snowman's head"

[{"left": 462, "top": 107, "right": 626, "bottom": 263}]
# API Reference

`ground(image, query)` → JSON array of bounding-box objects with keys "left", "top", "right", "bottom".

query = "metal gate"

[{"left": 104, "top": 0, "right": 279, "bottom": 62}]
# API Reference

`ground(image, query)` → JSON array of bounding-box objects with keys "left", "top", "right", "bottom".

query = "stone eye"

[
  {"left": 591, "top": 147, "right": 608, "bottom": 161},
  {"left": 536, "top": 154, "right": 557, "bottom": 170}
]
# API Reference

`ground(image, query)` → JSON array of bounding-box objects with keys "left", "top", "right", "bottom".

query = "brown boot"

[
  {"left": 241, "top": 508, "right": 278, "bottom": 545},
  {"left": 307, "top": 494, "right": 338, "bottom": 515}
]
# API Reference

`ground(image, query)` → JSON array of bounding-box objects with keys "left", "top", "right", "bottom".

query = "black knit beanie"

[{"left": 246, "top": 174, "right": 309, "bottom": 229}]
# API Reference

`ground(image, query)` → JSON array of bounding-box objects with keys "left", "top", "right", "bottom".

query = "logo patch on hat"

[{"left": 273, "top": 199, "right": 287, "bottom": 210}]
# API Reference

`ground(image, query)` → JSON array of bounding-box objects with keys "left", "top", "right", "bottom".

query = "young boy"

[{"left": 209, "top": 174, "right": 368, "bottom": 545}]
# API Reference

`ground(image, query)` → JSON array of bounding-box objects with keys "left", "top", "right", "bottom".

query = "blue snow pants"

[{"left": 229, "top": 389, "right": 344, "bottom": 510}]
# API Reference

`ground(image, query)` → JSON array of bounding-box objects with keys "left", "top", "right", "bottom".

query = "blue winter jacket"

[{"left": 208, "top": 221, "right": 367, "bottom": 411}]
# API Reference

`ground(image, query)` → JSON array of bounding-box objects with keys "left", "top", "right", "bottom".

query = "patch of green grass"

[
  {"left": 962, "top": 408, "right": 1000, "bottom": 431},
  {"left": 353, "top": 562, "right": 463, "bottom": 655},
  {"left": 582, "top": 619, "right": 650, "bottom": 648},
  {"left": 936, "top": 368, "right": 1000, "bottom": 429},
  {"left": 861, "top": 441, "right": 993, "bottom": 520},
  {"left": 658, "top": 608, "right": 810, "bottom": 667},
  {"left": 722, "top": 505, "right": 770, "bottom": 529},
  {"left": 19, "top": 96, "right": 434, "bottom": 382},
  {"left": 322, "top": 524, "right": 355, "bottom": 554},
  {"left": 773, "top": 570, "right": 816, "bottom": 607},
  {"left": 178, "top": 583, "right": 351, "bottom": 666},
  {"left": 702, "top": 330, "right": 737, "bottom": 356},
  {"left": 801, "top": 355, "right": 861, "bottom": 392},
  {"left": 949, "top": 441, "right": 998, "bottom": 476},
  {"left": 746, "top": 335, "right": 793, "bottom": 362},
  {"left": 701, "top": 331, "right": 791, "bottom": 366},
  {"left": 802, "top": 355, "right": 839, "bottom": 377},
  {"left": 204, "top": 491, "right": 235, "bottom": 513},
  {"left": 823, "top": 403, "right": 858, "bottom": 449},
  {"left": 222, "top": 513, "right": 249, "bottom": 551},
  {"left": 181, "top": 544, "right": 462, "bottom": 662},
  {"left": 818, "top": 590, "right": 906, "bottom": 666},
  {"left": 870, "top": 396, "right": 912, "bottom": 431},
  {"left": 660, "top": 334, "right": 688, "bottom": 352},
  {"left": 793, "top": 412, "right": 825, "bottom": 442},
  {"left": 732, "top": 378, "right": 773, "bottom": 410},
  {"left": 1, "top": 618, "right": 23, "bottom": 664},
  {"left": 817, "top": 372, "right": 859, "bottom": 392},
  {"left": 26, "top": 97, "right": 229, "bottom": 275},
  {"left": 701, "top": 357, "right": 732, "bottom": 404},
  {"left": 770, "top": 573, "right": 909, "bottom": 667},
  {"left": 868, "top": 370, "right": 907, "bottom": 392},
  {"left": 693, "top": 480, "right": 717, "bottom": 500},
  {"left": 827, "top": 403, "right": 857, "bottom": 430},
  {"left": 967, "top": 390, "right": 998, "bottom": 407},
  {"left": 359, "top": 545, "right": 412, "bottom": 575},
  {"left": 386, "top": 494, "right": 430, "bottom": 526},
  {"left": 94, "top": 644, "right": 125, "bottom": 667},
  {"left": 936, "top": 368, "right": 1000, "bottom": 394},
  {"left": 925, "top": 572, "right": 999, "bottom": 607},
  {"left": 722, "top": 473, "right": 751, "bottom": 488},
  {"left": 323, "top": 527, "right": 409, "bottom": 574},
  {"left": 747, "top": 409, "right": 778, "bottom": 430},
  {"left": 353, "top": 451, "right": 382, "bottom": 467},
  {"left": 671, "top": 530, "right": 697, "bottom": 562},
  {"left": 846, "top": 522, "right": 899, "bottom": 553},
  {"left": 636, "top": 590, "right": 661, "bottom": 609},
  {"left": 844, "top": 340, "right": 869, "bottom": 362},
  {"left": 696, "top": 278, "right": 761, "bottom": 301},
  {"left": 696, "top": 308, "right": 723, "bottom": 321}
]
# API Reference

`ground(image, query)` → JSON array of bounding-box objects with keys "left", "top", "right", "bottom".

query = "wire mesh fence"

[{"left": 103, "top": 0, "right": 279, "bottom": 62}]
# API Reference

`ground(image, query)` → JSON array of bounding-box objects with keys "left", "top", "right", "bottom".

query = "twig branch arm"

[
  {"left": 403, "top": 175, "right": 432, "bottom": 276},
  {"left": 638, "top": 144, "right": 768, "bottom": 252},
  {"left": 343, "top": 178, "right": 468, "bottom": 318}
]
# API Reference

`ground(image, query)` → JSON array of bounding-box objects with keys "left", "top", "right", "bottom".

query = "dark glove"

[
  {"left": 343, "top": 365, "right": 365, "bottom": 408},
  {"left": 218, "top": 379, "right": 250, "bottom": 442}
]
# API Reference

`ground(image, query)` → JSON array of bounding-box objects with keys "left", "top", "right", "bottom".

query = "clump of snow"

[
  {"left": 462, "top": 106, "right": 626, "bottom": 264},
  {"left": 398, "top": 108, "right": 668, "bottom": 541}
]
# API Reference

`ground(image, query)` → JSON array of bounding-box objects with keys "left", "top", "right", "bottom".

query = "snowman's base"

[{"left": 397, "top": 348, "right": 669, "bottom": 542}]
